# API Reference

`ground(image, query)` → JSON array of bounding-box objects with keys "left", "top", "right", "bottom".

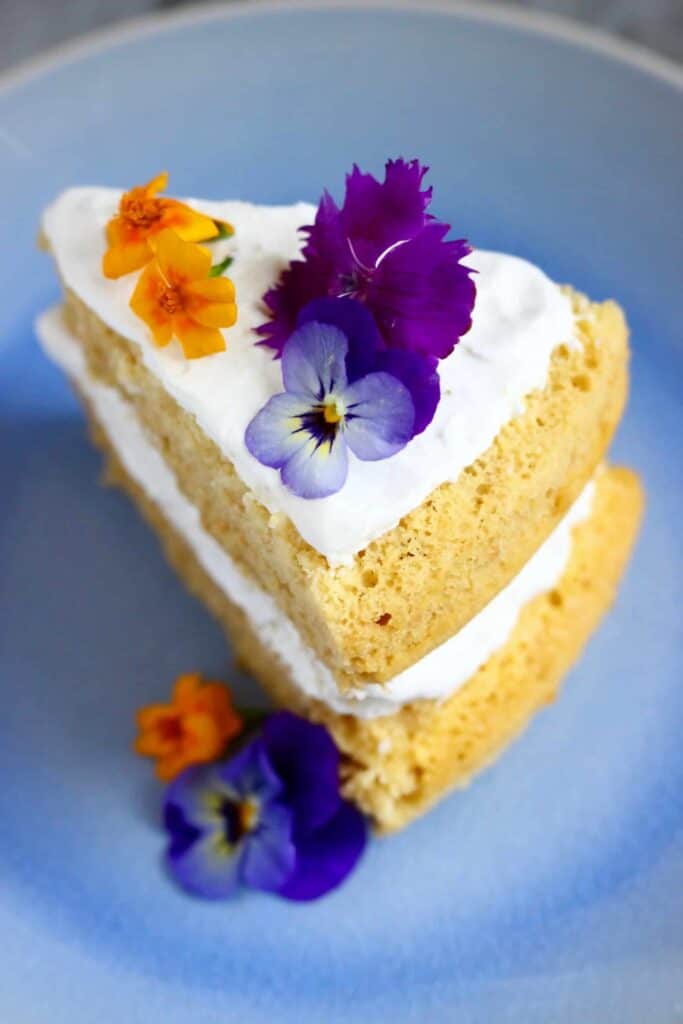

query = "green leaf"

[
  {"left": 212, "top": 220, "right": 233, "bottom": 240},
  {"left": 209, "top": 254, "right": 233, "bottom": 278}
]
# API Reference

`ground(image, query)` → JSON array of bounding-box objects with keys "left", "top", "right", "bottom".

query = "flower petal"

[
  {"left": 281, "top": 432, "right": 349, "bottom": 500},
  {"left": 156, "top": 748, "right": 195, "bottom": 783},
  {"left": 149, "top": 321, "right": 173, "bottom": 348},
  {"left": 256, "top": 192, "right": 351, "bottom": 355},
  {"left": 367, "top": 223, "right": 476, "bottom": 359},
  {"left": 217, "top": 736, "right": 283, "bottom": 806},
  {"left": 102, "top": 240, "right": 152, "bottom": 279},
  {"left": 277, "top": 800, "right": 367, "bottom": 902},
  {"left": 296, "top": 296, "right": 380, "bottom": 383},
  {"left": 189, "top": 302, "right": 237, "bottom": 330},
  {"left": 182, "top": 711, "right": 223, "bottom": 762},
  {"left": 198, "top": 684, "right": 243, "bottom": 741},
  {"left": 165, "top": 821, "right": 244, "bottom": 899},
  {"left": 245, "top": 392, "right": 317, "bottom": 469},
  {"left": 164, "top": 763, "right": 227, "bottom": 830},
  {"left": 173, "top": 672, "right": 201, "bottom": 711},
  {"left": 342, "top": 372, "right": 415, "bottom": 460},
  {"left": 372, "top": 349, "right": 440, "bottom": 435},
  {"left": 281, "top": 321, "right": 348, "bottom": 399},
  {"left": 155, "top": 228, "right": 212, "bottom": 283},
  {"left": 143, "top": 171, "right": 169, "bottom": 197},
  {"left": 186, "top": 277, "right": 236, "bottom": 302},
  {"left": 240, "top": 802, "right": 296, "bottom": 893},
  {"left": 173, "top": 318, "right": 226, "bottom": 359},
  {"left": 129, "top": 263, "right": 173, "bottom": 346},
  {"left": 340, "top": 158, "right": 432, "bottom": 268},
  {"left": 160, "top": 202, "right": 219, "bottom": 243},
  {"left": 262, "top": 712, "right": 342, "bottom": 833}
]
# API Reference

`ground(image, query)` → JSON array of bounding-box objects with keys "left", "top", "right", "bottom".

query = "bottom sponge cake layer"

[
  {"left": 94, "top": 414, "right": 642, "bottom": 831},
  {"left": 41, "top": 307, "right": 642, "bottom": 832}
]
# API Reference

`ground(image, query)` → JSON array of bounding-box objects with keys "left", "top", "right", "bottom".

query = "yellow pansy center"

[{"left": 323, "top": 400, "right": 343, "bottom": 425}]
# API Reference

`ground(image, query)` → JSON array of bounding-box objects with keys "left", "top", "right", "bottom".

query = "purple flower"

[
  {"left": 257, "top": 158, "right": 476, "bottom": 362},
  {"left": 246, "top": 303, "right": 416, "bottom": 499},
  {"left": 296, "top": 298, "right": 441, "bottom": 436},
  {"left": 164, "top": 712, "right": 367, "bottom": 902}
]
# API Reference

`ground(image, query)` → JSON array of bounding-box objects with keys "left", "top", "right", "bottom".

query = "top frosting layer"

[{"left": 42, "top": 187, "right": 575, "bottom": 563}]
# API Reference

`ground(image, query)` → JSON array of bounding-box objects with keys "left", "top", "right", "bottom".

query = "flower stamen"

[
  {"left": 159, "top": 286, "right": 183, "bottom": 315},
  {"left": 323, "top": 400, "right": 343, "bottom": 425},
  {"left": 221, "top": 796, "right": 260, "bottom": 845},
  {"left": 120, "top": 193, "right": 163, "bottom": 229}
]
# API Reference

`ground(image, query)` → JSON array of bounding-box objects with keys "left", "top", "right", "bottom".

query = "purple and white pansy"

[
  {"left": 247, "top": 158, "right": 477, "bottom": 499},
  {"left": 164, "top": 712, "right": 367, "bottom": 902},
  {"left": 246, "top": 300, "right": 418, "bottom": 499}
]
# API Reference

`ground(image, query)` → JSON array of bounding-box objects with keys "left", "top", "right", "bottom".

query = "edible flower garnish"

[
  {"left": 102, "top": 172, "right": 229, "bottom": 279},
  {"left": 246, "top": 299, "right": 416, "bottom": 498},
  {"left": 130, "top": 228, "right": 237, "bottom": 359},
  {"left": 257, "top": 158, "right": 476, "bottom": 362},
  {"left": 163, "top": 711, "right": 366, "bottom": 901},
  {"left": 134, "top": 672, "right": 243, "bottom": 782}
]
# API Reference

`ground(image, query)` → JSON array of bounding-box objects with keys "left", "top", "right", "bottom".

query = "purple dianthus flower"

[{"left": 257, "top": 158, "right": 476, "bottom": 363}]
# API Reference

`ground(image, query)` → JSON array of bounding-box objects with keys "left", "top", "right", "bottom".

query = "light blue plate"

[{"left": 1, "top": 3, "right": 681, "bottom": 1021}]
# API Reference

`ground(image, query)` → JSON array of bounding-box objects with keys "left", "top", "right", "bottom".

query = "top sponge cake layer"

[
  {"left": 42, "top": 189, "right": 629, "bottom": 688},
  {"left": 42, "top": 188, "right": 578, "bottom": 563}
]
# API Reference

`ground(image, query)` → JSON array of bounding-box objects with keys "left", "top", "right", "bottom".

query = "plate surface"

[{"left": 0, "top": 3, "right": 681, "bottom": 1022}]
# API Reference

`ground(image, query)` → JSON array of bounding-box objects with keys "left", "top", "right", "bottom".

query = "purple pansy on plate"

[
  {"left": 164, "top": 712, "right": 367, "bottom": 901},
  {"left": 249, "top": 158, "right": 476, "bottom": 498}
]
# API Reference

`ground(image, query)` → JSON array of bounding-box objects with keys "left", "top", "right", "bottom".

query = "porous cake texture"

[
  {"left": 92, "top": 426, "right": 642, "bottom": 832},
  {"left": 59, "top": 284, "right": 628, "bottom": 691}
]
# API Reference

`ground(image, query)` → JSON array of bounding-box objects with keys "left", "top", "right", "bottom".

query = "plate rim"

[{"left": 0, "top": 0, "right": 681, "bottom": 103}]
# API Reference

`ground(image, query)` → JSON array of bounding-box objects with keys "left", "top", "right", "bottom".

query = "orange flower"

[
  {"left": 134, "top": 673, "right": 243, "bottom": 782},
  {"left": 129, "top": 228, "right": 237, "bottom": 358},
  {"left": 102, "top": 172, "right": 229, "bottom": 279}
]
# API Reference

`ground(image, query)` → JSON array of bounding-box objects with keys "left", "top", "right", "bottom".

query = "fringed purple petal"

[
  {"left": 257, "top": 260, "right": 329, "bottom": 356},
  {"left": 256, "top": 193, "right": 352, "bottom": 355},
  {"left": 302, "top": 190, "right": 349, "bottom": 268},
  {"left": 368, "top": 224, "right": 476, "bottom": 359},
  {"left": 343, "top": 372, "right": 415, "bottom": 460},
  {"left": 372, "top": 349, "right": 440, "bottom": 435},
  {"left": 262, "top": 712, "right": 342, "bottom": 833},
  {"left": 256, "top": 160, "right": 476, "bottom": 370},
  {"left": 340, "top": 159, "right": 432, "bottom": 268},
  {"left": 277, "top": 800, "right": 367, "bottom": 902}
]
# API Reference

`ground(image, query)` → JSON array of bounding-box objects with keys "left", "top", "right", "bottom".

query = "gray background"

[{"left": 0, "top": 0, "right": 682, "bottom": 74}]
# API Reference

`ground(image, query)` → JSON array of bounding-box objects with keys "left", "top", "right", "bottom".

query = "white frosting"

[
  {"left": 42, "top": 187, "right": 576, "bottom": 564},
  {"left": 37, "top": 308, "right": 594, "bottom": 719}
]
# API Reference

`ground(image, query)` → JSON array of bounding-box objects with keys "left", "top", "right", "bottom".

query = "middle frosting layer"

[
  {"left": 42, "top": 187, "right": 576, "bottom": 563},
  {"left": 37, "top": 308, "right": 594, "bottom": 719}
]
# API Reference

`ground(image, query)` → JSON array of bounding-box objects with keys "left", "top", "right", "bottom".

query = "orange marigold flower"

[
  {"left": 102, "top": 172, "right": 229, "bottom": 279},
  {"left": 129, "top": 228, "right": 237, "bottom": 359},
  {"left": 134, "top": 672, "right": 243, "bottom": 782}
]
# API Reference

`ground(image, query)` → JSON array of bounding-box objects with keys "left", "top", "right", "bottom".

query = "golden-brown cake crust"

[
  {"left": 60, "top": 282, "right": 628, "bottom": 691},
  {"left": 84, "top": 393, "right": 641, "bottom": 833}
]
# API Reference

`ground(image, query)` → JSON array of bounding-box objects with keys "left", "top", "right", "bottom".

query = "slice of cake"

[{"left": 38, "top": 161, "right": 642, "bottom": 831}]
